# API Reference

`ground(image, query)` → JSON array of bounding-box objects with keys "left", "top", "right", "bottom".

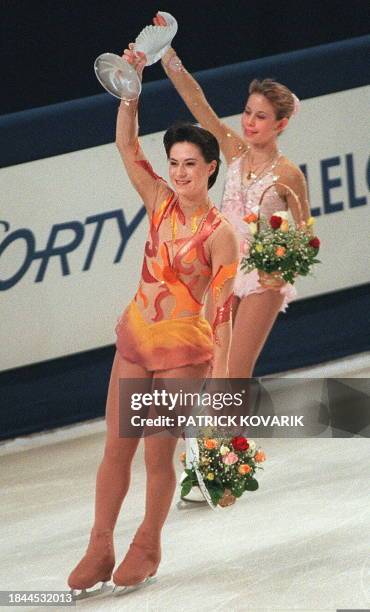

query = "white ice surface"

[{"left": 1, "top": 353, "right": 369, "bottom": 612}]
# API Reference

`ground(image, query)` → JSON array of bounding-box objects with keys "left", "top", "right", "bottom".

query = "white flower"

[
  {"left": 274, "top": 210, "right": 288, "bottom": 220},
  {"left": 220, "top": 445, "right": 230, "bottom": 456},
  {"left": 249, "top": 222, "right": 258, "bottom": 235},
  {"left": 246, "top": 440, "right": 256, "bottom": 456}
]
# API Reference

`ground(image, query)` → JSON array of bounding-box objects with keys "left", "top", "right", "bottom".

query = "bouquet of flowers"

[
  {"left": 180, "top": 434, "right": 265, "bottom": 508},
  {"left": 240, "top": 212, "right": 321, "bottom": 285}
]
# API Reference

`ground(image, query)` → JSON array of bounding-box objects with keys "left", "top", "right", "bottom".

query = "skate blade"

[
  {"left": 176, "top": 499, "right": 207, "bottom": 511},
  {"left": 70, "top": 581, "right": 114, "bottom": 601},
  {"left": 113, "top": 575, "right": 157, "bottom": 596}
]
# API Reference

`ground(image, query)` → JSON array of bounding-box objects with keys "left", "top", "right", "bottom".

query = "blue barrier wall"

[
  {"left": 1, "top": 36, "right": 369, "bottom": 440},
  {"left": 1, "top": 35, "right": 370, "bottom": 168}
]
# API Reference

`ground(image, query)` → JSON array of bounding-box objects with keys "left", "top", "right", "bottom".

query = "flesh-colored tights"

[
  {"left": 229, "top": 290, "right": 285, "bottom": 378},
  {"left": 76, "top": 352, "right": 209, "bottom": 587}
]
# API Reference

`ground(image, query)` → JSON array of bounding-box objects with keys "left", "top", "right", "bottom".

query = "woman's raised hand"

[
  {"left": 122, "top": 43, "right": 147, "bottom": 79},
  {"left": 153, "top": 12, "right": 167, "bottom": 27}
]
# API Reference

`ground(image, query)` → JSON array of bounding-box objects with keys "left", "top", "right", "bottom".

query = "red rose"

[
  {"left": 309, "top": 237, "right": 320, "bottom": 249},
  {"left": 231, "top": 436, "right": 249, "bottom": 452},
  {"left": 270, "top": 215, "right": 283, "bottom": 229}
]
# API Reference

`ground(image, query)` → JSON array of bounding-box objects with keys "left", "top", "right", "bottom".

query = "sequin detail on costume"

[
  {"left": 221, "top": 155, "right": 297, "bottom": 311},
  {"left": 167, "top": 54, "right": 185, "bottom": 72}
]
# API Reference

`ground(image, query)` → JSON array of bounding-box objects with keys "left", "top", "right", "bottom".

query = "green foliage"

[
  {"left": 240, "top": 219, "right": 321, "bottom": 285},
  {"left": 231, "top": 481, "right": 245, "bottom": 497},
  {"left": 181, "top": 477, "right": 193, "bottom": 498},
  {"left": 207, "top": 482, "right": 225, "bottom": 505},
  {"left": 244, "top": 478, "right": 259, "bottom": 492}
]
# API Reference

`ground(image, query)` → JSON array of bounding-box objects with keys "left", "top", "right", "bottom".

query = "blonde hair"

[{"left": 249, "top": 78, "right": 295, "bottom": 119}]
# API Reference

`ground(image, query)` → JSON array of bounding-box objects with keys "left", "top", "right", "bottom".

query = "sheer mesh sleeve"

[
  {"left": 161, "top": 48, "right": 247, "bottom": 164},
  {"left": 207, "top": 222, "right": 239, "bottom": 377},
  {"left": 275, "top": 163, "right": 311, "bottom": 226},
  {"left": 116, "top": 99, "right": 168, "bottom": 212}
]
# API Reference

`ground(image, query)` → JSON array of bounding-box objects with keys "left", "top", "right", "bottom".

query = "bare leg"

[
  {"left": 229, "top": 291, "right": 284, "bottom": 378},
  {"left": 68, "top": 352, "right": 151, "bottom": 590},
  {"left": 113, "top": 363, "right": 209, "bottom": 587}
]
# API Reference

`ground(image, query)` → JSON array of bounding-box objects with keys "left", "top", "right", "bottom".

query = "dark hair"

[
  {"left": 249, "top": 78, "right": 295, "bottom": 119},
  {"left": 163, "top": 122, "right": 221, "bottom": 189}
]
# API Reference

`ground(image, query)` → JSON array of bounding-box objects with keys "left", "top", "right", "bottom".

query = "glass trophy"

[{"left": 94, "top": 11, "right": 177, "bottom": 101}]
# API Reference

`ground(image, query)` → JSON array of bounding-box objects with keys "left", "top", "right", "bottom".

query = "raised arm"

[
  {"left": 208, "top": 223, "right": 239, "bottom": 377},
  {"left": 153, "top": 15, "right": 245, "bottom": 164},
  {"left": 115, "top": 51, "right": 168, "bottom": 212},
  {"left": 161, "top": 47, "right": 246, "bottom": 165}
]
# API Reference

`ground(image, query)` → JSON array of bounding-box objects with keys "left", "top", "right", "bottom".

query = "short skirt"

[
  {"left": 116, "top": 300, "right": 214, "bottom": 372},
  {"left": 233, "top": 267, "right": 297, "bottom": 312}
]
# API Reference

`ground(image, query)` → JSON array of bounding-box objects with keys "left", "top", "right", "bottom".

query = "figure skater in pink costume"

[{"left": 154, "top": 13, "right": 312, "bottom": 378}]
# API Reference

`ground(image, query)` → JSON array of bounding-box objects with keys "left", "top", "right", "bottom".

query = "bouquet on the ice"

[
  {"left": 240, "top": 212, "right": 321, "bottom": 285},
  {"left": 180, "top": 434, "right": 265, "bottom": 508}
]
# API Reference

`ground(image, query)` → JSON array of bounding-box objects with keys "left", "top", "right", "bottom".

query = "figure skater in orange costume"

[{"left": 67, "top": 50, "right": 239, "bottom": 598}]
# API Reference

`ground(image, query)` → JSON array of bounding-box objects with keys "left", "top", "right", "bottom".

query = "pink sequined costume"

[
  {"left": 161, "top": 48, "right": 311, "bottom": 313},
  {"left": 221, "top": 155, "right": 297, "bottom": 311}
]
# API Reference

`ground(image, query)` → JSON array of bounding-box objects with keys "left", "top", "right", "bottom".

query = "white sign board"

[{"left": 1, "top": 86, "right": 369, "bottom": 370}]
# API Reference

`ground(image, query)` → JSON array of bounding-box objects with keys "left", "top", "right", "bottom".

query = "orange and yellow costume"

[
  {"left": 115, "top": 180, "right": 238, "bottom": 371},
  {"left": 67, "top": 60, "right": 240, "bottom": 597}
]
